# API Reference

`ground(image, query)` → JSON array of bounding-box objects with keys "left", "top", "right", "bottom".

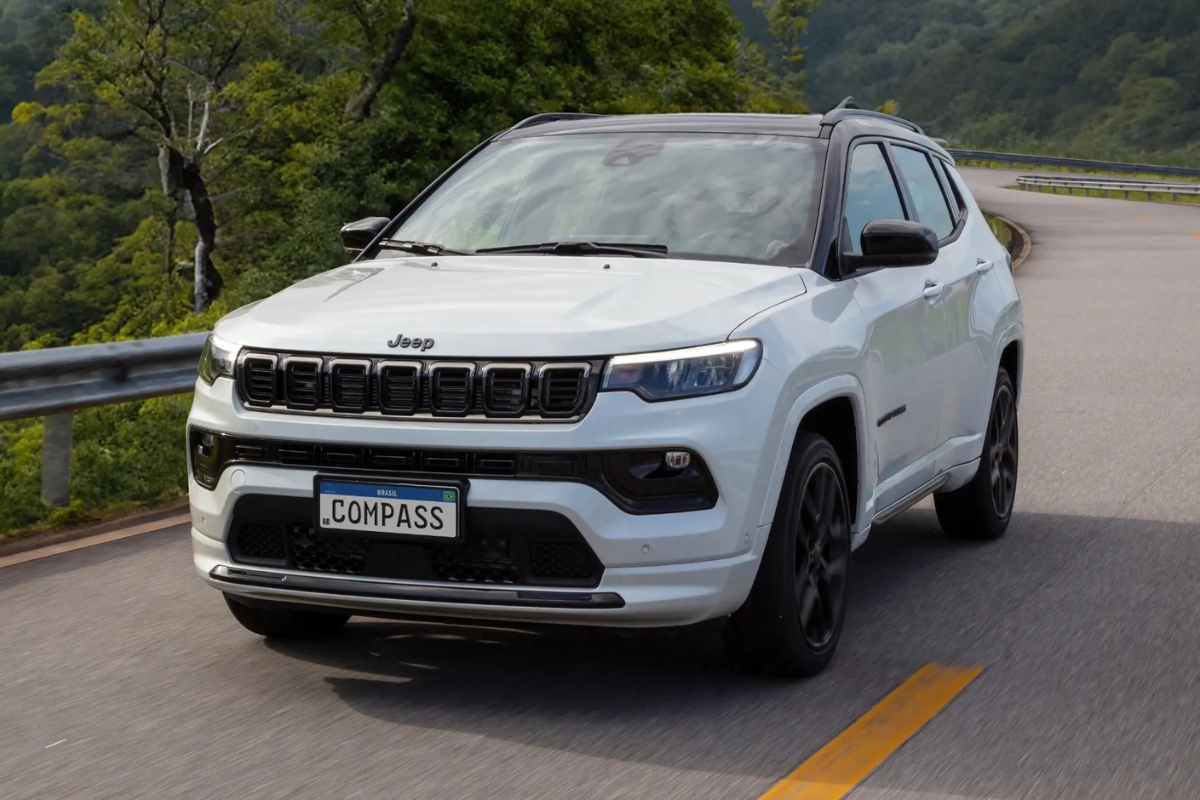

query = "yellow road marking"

[
  {"left": 1136, "top": 214, "right": 1153, "bottom": 221},
  {"left": 0, "top": 513, "right": 191, "bottom": 569},
  {"left": 1190, "top": 232, "right": 1200, "bottom": 240},
  {"left": 758, "top": 663, "right": 983, "bottom": 800}
]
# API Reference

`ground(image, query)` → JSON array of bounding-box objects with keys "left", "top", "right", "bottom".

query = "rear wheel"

[
  {"left": 224, "top": 594, "right": 350, "bottom": 639},
  {"left": 724, "top": 433, "right": 851, "bottom": 678},
  {"left": 935, "top": 368, "right": 1018, "bottom": 540}
]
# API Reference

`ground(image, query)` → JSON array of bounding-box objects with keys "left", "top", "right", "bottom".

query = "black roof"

[
  {"left": 496, "top": 111, "right": 948, "bottom": 159},
  {"left": 497, "top": 112, "right": 826, "bottom": 139}
]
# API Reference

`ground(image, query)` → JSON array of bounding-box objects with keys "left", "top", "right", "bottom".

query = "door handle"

[
  {"left": 922, "top": 279, "right": 945, "bottom": 300},
  {"left": 976, "top": 258, "right": 994, "bottom": 274}
]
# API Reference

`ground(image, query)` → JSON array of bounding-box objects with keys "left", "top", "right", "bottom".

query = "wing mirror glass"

[
  {"left": 340, "top": 217, "right": 390, "bottom": 255},
  {"left": 843, "top": 219, "right": 939, "bottom": 271}
]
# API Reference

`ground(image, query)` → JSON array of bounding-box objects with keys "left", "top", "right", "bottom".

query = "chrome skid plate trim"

[{"left": 210, "top": 565, "right": 625, "bottom": 609}]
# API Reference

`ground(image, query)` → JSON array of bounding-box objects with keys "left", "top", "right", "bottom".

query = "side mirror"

[
  {"left": 844, "top": 219, "right": 939, "bottom": 271},
  {"left": 340, "top": 217, "right": 390, "bottom": 255}
]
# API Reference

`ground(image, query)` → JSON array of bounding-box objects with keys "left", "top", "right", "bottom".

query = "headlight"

[
  {"left": 601, "top": 340, "right": 762, "bottom": 401},
  {"left": 198, "top": 333, "right": 239, "bottom": 385}
]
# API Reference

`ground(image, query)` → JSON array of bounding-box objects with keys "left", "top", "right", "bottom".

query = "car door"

[
  {"left": 843, "top": 141, "right": 947, "bottom": 514},
  {"left": 888, "top": 145, "right": 977, "bottom": 470}
]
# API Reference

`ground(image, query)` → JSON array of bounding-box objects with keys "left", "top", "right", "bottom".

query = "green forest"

[
  {"left": 0, "top": 0, "right": 805, "bottom": 535},
  {"left": 732, "top": 0, "right": 1200, "bottom": 164},
  {"left": 2, "top": 0, "right": 1199, "bottom": 536}
]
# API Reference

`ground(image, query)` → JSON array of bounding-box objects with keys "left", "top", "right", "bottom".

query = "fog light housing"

[
  {"left": 189, "top": 427, "right": 224, "bottom": 490},
  {"left": 599, "top": 450, "right": 716, "bottom": 513}
]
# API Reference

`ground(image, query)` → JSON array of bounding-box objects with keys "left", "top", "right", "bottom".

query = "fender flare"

[
  {"left": 756, "top": 373, "right": 871, "bottom": 533},
  {"left": 996, "top": 321, "right": 1025, "bottom": 406}
]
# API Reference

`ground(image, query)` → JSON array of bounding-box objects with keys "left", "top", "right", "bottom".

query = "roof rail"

[
  {"left": 819, "top": 107, "right": 924, "bottom": 135},
  {"left": 510, "top": 112, "right": 605, "bottom": 131}
]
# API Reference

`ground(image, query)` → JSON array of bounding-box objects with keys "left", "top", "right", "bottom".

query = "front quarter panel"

[{"left": 730, "top": 269, "right": 875, "bottom": 538}]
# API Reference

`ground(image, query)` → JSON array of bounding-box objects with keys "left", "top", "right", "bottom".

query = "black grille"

[
  {"left": 379, "top": 362, "right": 420, "bottom": 413},
  {"left": 540, "top": 366, "right": 589, "bottom": 415},
  {"left": 241, "top": 356, "right": 277, "bottom": 405},
  {"left": 235, "top": 352, "right": 601, "bottom": 420},
  {"left": 429, "top": 534, "right": 518, "bottom": 584},
  {"left": 430, "top": 365, "right": 473, "bottom": 415},
  {"left": 284, "top": 358, "right": 322, "bottom": 409},
  {"left": 232, "top": 522, "right": 286, "bottom": 564},
  {"left": 289, "top": 524, "right": 367, "bottom": 574},
  {"left": 529, "top": 541, "right": 598, "bottom": 580},
  {"left": 483, "top": 367, "right": 528, "bottom": 415},
  {"left": 330, "top": 361, "right": 370, "bottom": 412},
  {"left": 227, "top": 497, "right": 603, "bottom": 588}
]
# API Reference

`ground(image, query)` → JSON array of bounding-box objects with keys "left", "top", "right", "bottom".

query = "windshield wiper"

[
  {"left": 375, "top": 239, "right": 465, "bottom": 255},
  {"left": 475, "top": 241, "right": 669, "bottom": 258}
]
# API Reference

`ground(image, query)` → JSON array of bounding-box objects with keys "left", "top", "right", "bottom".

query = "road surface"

[{"left": 3, "top": 169, "right": 1200, "bottom": 799}]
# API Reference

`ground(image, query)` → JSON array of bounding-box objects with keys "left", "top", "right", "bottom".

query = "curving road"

[{"left": 4, "top": 170, "right": 1200, "bottom": 799}]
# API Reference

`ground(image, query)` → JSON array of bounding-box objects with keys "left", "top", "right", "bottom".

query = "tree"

[{"left": 26, "top": 1, "right": 280, "bottom": 310}]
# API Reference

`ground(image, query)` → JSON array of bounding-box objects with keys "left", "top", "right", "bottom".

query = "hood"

[{"left": 216, "top": 255, "right": 806, "bottom": 358}]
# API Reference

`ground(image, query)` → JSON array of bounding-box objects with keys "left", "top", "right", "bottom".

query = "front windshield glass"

[{"left": 380, "top": 132, "right": 827, "bottom": 265}]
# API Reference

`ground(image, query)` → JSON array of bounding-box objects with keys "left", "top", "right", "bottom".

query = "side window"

[
  {"left": 892, "top": 146, "right": 955, "bottom": 240},
  {"left": 934, "top": 160, "right": 963, "bottom": 224},
  {"left": 843, "top": 143, "right": 906, "bottom": 256},
  {"left": 939, "top": 161, "right": 970, "bottom": 219}
]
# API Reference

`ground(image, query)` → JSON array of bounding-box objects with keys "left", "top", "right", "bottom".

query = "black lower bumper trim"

[{"left": 210, "top": 565, "right": 626, "bottom": 609}]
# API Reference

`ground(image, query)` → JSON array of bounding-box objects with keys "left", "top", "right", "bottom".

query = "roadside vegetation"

[
  {"left": 734, "top": 0, "right": 1200, "bottom": 168},
  {"left": 7, "top": 0, "right": 1195, "bottom": 536},
  {"left": 0, "top": 0, "right": 812, "bottom": 537}
]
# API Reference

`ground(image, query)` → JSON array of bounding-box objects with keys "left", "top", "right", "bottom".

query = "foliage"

[
  {"left": 757, "top": 0, "right": 1200, "bottom": 165},
  {"left": 0, "top": 0, "right": 813, "bottom": 535}
]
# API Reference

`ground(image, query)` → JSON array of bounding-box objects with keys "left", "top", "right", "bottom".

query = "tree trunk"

[
  {"left": 181, "top": 160, "right": 222, "bottom": 312},
  {"left": 158, "top": 145, "right": 185, "bottom": 274},
  {"left": 344, "top": 0, "right": 416, "bottom": 124}
]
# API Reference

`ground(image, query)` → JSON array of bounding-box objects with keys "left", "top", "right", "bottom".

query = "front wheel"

[
  {"left": 723, "top": 432, "right": 852, "bottom": 678},
  {"left": 935, "top": 368, "right": 1019, "bottom": 540},
  {"left": 224, "top": 594, "right": 350, "bottom": 639}
]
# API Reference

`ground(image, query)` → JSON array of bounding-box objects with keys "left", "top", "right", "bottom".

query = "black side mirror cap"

[
  {"left": 340, "top": 217, "right": 390, "bottom": 255},
  {"left": 843, "top": 219, "right": 939, "bottom": 272}
]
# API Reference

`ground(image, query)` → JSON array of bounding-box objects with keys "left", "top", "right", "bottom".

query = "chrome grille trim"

[
  {"left": 481, "top": 362, "right": 531, "bottom": 417},
  {"left": 235, "top": 351, "right": 602, "bottom": 422},
  {"left": 240, "top": 354, "right": 278, "bottom": 407},
  {"left": 282, "top": 356, "right": 323, "bottom": 410},
  {"left": 328, "top": 358, "right": 372, "bottom": 413},
  {"left": 376, "top": 359, "right": 422, "bottom": 414},
  {"left": 538, "top": 362, "right": 593, "bottom": 417},
  {"left": 428, "top": 362, "right": 476, "bottom": 416}
]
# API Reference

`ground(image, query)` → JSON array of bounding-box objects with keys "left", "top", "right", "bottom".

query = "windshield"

[{"left": 378, "top": 132, "right": 827, "bottom": 265}]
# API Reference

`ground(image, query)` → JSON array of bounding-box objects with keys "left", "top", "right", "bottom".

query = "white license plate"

[{"left": 316, "top": 479, "right": 460, "bottom": 539}]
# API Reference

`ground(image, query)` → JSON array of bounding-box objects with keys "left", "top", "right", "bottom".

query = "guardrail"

[
  {"left": 1015, "top": 174, "right": 1200, "bottom": 200},
  {"left": 0, "top": 333, "right": 207, "bottom": 507},
  {"left": 0, "top": 150, "right": 1193, "bottom": 515},
  {"left": 948, "top": 149, "right": 1200, "bottom": 179}
]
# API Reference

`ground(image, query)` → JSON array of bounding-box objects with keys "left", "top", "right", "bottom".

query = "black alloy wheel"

[
  {"left": 934, "top": 368, "right": 1019, "bottom": 540},
  {"left": 724, "top": 432, "right": 852, "bottom": 677},
  {"left": 795, "top": 462, "right": 850, "bottom": 650},
  {"left": 987, "top": 380, "right": 1018, "bottom": 519}
]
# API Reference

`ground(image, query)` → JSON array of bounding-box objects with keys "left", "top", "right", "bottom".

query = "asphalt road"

[{"left": 4, "top": 170, "right": 1200, "bottom": 799}]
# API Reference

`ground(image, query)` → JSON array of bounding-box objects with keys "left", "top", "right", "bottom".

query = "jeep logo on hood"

[{"left": 387, "top": 333, "right": 435, "bottom": 351}]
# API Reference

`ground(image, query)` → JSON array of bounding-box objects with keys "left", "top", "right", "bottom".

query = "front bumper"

[
  {"left": 195, "top": 526, "right": 764, "bottom": 627},
  {"left": 188, "top": 370, "right": 784, "bottom": 626}
]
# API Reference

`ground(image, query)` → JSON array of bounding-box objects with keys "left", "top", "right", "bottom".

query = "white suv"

[{"left": 188, "top": 110, "right": 1023, "bottom": 676}]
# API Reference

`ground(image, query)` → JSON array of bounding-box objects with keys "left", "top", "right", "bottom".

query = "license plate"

[{"left": 315, "top": 478, "right": 463, "bottom": 540}]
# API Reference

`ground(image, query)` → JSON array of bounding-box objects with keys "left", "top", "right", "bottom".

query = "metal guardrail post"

[{"left": 42, "top": 412, "right": 73, "bottom": 508}]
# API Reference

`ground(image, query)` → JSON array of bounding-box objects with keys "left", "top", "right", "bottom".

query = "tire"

[
  {"left": 223, "top": 594, "right": 350, "bottom": 639},
  {"left": 935, "top": 368, "right": 1018, "bottom": 540},
  {"left": 723, "top": 432, "right": 852, "bottom": 678}
]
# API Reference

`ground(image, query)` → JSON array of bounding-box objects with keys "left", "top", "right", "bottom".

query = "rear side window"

[
  {"left": 934, "top": 160, "right": 963, "bottom": 224},
  {"left": 892, "top": 146, "right": 955, "bottom": 240},
  {"left": 843, "top": 143, "right": 906, "bottom": 256}
]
